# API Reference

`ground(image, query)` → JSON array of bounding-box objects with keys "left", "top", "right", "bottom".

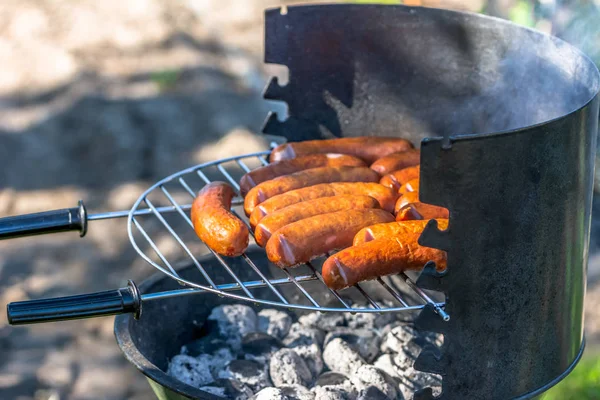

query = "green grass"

[
  {"left": 543, "top": 355, "right": 600, "bottom": 400},
  {"left": 150, "top": 69, "right": 181, "bottom": 92}
]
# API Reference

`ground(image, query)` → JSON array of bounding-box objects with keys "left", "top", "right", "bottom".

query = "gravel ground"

[{"left": 0, "top": 1, "right": 599, "bottom": 399}]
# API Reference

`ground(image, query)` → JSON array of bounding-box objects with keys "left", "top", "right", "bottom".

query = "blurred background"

[{"left": 0, "top": 0, "right": 599, "bottom": 399}]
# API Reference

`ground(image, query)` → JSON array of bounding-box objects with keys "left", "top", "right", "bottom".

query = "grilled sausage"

[
  {"left": 399, "top": 178, "right": 419, "bottom": 194},
  {"left": 255, "top": 195, "right": 380, "bottom": 247},
  {"left": 239, "top": 154, "right": 366, "bottom": 196},
  {"left": 396, "top": 202, "right": 450, "bottom": 221},
  {"left": 190, "top": 182, "right": 249, "bottom": 257},
  {"left": 322, "top": 236, "right": 447, "bottom": 290},
  {"left": 244, "top": 167, "right": 380, "bottom": 215},
  {"left": 353, "top": 219, "right": 449, "bottom": 246},
  {"left": 269, "top": 137, "right": 414, "bottom": 164},
  {"left": 370, "top": 149, "right": 420, "bottom": 175},
  {"left": 379, "top": 165, "right": 420, "bottom": 191},
  {"left": 249, "top": 182, "right": 399, "bottom": 228},
  {"left": 265, "top": 209, "right": 395, "bottom": 268},
  {"left": 394, "top": 191, "right": 420, "bottom": 214}
]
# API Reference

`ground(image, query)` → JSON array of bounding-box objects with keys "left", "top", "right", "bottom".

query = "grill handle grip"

[
  {"left": 0, "top": 201, "right": 87, "bottom": 240},
  {"left": 7, "top": 280, "right": 141, "bottom": 325}
]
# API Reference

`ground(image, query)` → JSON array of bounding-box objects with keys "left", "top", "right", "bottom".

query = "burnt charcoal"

[
  {"left": 350, "top": 365, "right": 397, "bottom": 400},
  {"left": 250, "top": 387, "right": 288, "bottom": 400},
  {"left": 311, "top": 385, "right": 355, "bottom": 400},
  {"left": 356, "top": 386, "right": 392, "bottom": 400},
  {"left": 315, "top": 372, "right": 349, "bottom": 387},
  {"left": 219, "top": 360, "right": 271, "bottom": 392},
  {"left": 298, "top": 312, "right": 345, "bottom": 331},
  {"left": 289, "top": 342, "right": 323, "bottom": 379},
  {"left": 184, "top": 333, "right": 228, "bottom": 357},
  {"left": 209, "top": 305, "right": 258, "bottom": 351},
  {"left": 397, "top": 368, "right": 442, "bottom": 400},
  {"left": 200, "top": 378, "right": 254, "bottom": 400},
  {"left": 269, "top": 349, "right": 313, "bottom": 387},
  {"left": 258, "top": 309, "right": 293, "bottom": 340},
  {"left": 283, "top": 323, "right": 325, "bottom": 349},
  {"left": 323, "top": 338, "right": 366, "bottom": 376},
  {"left": 380, "top": 323, "right": 420, "bottom": 354},
  {"left": 167, "top": 354, "right": 214, "bottom": 387},
  {"left": 324, "top": 328, "right": 381, "bottom": 362},
  {"left": 243, "top": 332, "right": 283, "bottom": 356},
  {"left": 279, "top": 385, "right": 315, "bottom": 400},
  {"left": 343, "top": 310, "right": 395, "bottom": 331}
]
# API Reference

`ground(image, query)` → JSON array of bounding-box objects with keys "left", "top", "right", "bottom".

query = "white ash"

[
  {"left": 324, "top": 328, "right": 381, "bottom": 362},
  {"left": 397, "top": 368, "right": 442, "bottom": 400},
  {"left": 250, "top": 387, "right": 287, "bottom": 400},
  {"left": 311, "top": 385, "right": 355, "bottom": 400},
  {"left": 269, "top": 348, "right": 313, "bottom": 387},
  {"left": 209, "top": 305, "right": 258, "bottom": 351},
  {"left": 278, "top": 385, "right": 315, "bottom": 400},
  {"left": 167, "top": 354, "right": 214, "bottom": 387},
  {"left": 196, "top": 348, "right": 234, "bottom": 378},
  {"left": 200, "top": 379, "right": 254, "bottom": 400},
  {"left": 218, "top": 359, "right": 272, "bottom": 392},
  {"left": 170, "top": 303, "right": 444, "bottom": 399},
  {"left": 289, "top": 342, "right": 323, "bottom": 378},
  {"left": 323, "top": 338, "right": 366, "bottom": 376},
  {"left": 258, "top": 309, "right": 293, "bottom": 340},
  {"left": 350, "top": 365, "right": 397, "bottom": 400},
  {"left": 298, "top": 311, "right": 345, "bottom": 332},
  {"left": 283, "top": 323, "right": 325, "bottom": 348},
  {"left": 343, "top": 309, "right": 395, "bottom": 331}
]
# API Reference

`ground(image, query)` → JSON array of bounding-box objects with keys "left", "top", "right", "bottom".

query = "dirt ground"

[{"left": 0, "top": 1, "right": 599, "bottom": 399}]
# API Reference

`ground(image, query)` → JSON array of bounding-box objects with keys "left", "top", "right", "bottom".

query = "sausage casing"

[
  {"left": 249, "top": 182, "right": 399, "bottom": 227},
  {"left": 265, "top": 209, "right": 395, "bottom": 268},
  {"left": 394, "top": 191, "right": 420, "bottom": 214},
  {"left": 269, "top": 137, "right": 414, "bottom": 164},
  {"left": 239, "top": 154, "right": 366, "bottom": 196},
  {"left": 244, "top": 166, "right": 379, "bottom": 215},
  {"left": 255, "top": 195, "right": 380, "bottom": 247},
  {"left": 399, "top": 178, "right": 419, "bottom": 194},
  {"left": 322, "top": 236, "right": 447, "bottom": 290},
  {"left": 190, "top": 182, "right": 249, "bottom": 257},
  {"left": 379, "top": 165, "right": 420, "bottom": 191},
  {"left": 396, "top": 202, "right": 450, "bottom": 221},
  {"left": 370, "top": 149, "right": 420, "bottom": 175},
  {"left": 353, "top": 219, "right": 449, "bottom": 246}
]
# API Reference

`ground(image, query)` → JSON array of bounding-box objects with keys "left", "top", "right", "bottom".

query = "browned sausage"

[
  {"left": 244, "top": 167, "right": 380, "bottom": 215},
  {"left": 269, "top": 137, "right": 414, "bottom": 164},
  {"left": 394, "top": 191, "right": 420, "bottom": 214},
  {"left": 255, "top": 195, "right": 380, "bottom": 247},
  {"left": 353, "top": 219, "right": 449, "bottom": 246},
  {"left": 370, "top": 149, "right": 420, "bottom": 175},
  {"left": 265, "top": 209, "right": 395, "bottom": 268},
  {"left": 249, "top": 182, "right": 399, "bottom": 227},
  {"left": 379, "top": 165, "right": 420, "bottom": 191},
  {"left": 322, "top": 236, "right": 447, "bottom": 290},
  {"left": 399, "top": 178, "right": 419, "bottom": 194},
  {"left": 396, "top": 202, "right": 450, "bottom": 221},
  {"left": 239, "top": 154, "right": 366, "bottom": 196},
  {"left": 190, "top": 182, "right": 249, "bottom": 257}
]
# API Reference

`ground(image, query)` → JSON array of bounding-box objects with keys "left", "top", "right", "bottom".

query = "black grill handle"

[
  {"left": 0, "top": 200, "right": 88, "bottom": 240},
  {"left": 6, "top": 280, "right": 141, "bottom": 325}
]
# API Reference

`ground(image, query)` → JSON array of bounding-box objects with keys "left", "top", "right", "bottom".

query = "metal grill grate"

[{"left": 126, "top": 151, "right": 448, "bottom": 318}]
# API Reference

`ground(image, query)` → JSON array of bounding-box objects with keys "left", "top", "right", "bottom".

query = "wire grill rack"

[{"left": 125, "top": 150, "right": 448, "bottom": 318}]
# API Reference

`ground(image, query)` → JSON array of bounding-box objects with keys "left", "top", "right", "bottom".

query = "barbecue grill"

[{"left": 3, "top": 3, "right": 600, "bottom": 400}]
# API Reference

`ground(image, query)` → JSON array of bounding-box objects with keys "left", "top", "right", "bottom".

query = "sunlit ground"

[{"left": 545, "top": 351, "right": 600, "bottom": 400}]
